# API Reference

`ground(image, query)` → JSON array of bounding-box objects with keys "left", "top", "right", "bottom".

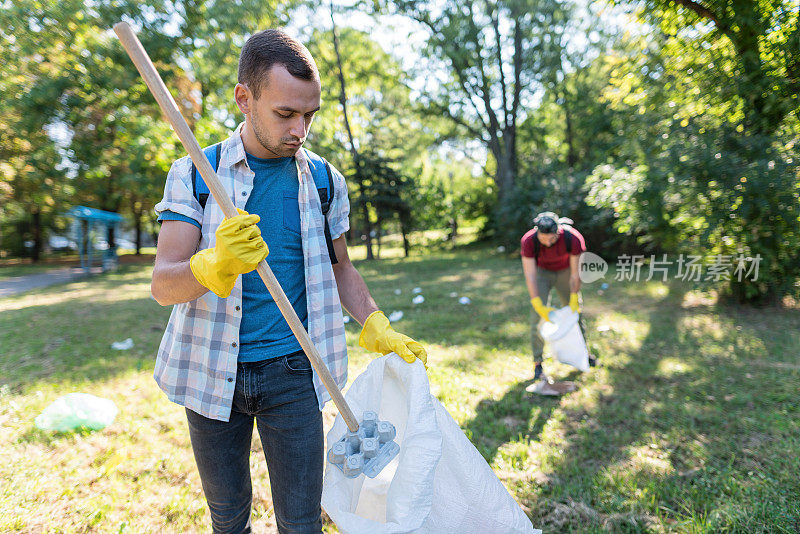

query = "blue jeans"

[{"left": 185, "top": 351, "right": 324, "bottom": 534}]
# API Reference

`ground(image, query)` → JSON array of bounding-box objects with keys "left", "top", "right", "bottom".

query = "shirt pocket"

[{"left": 282, "top": 194, "right": 301, "bottom": 235}]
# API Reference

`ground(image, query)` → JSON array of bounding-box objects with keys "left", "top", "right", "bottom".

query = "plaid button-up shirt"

[{"left": 153, "top": 124, "right": 350, "bottom": 421}]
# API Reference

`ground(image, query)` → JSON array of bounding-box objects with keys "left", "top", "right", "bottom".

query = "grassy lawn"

[{"left": 1, "top": 243, "right": 798, "bottom": 532}]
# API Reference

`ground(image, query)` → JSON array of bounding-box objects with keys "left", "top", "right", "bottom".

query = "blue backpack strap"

[
  {"left": 191, "top": 143, "right": 220, "bottom": 209},
  {"left": 304, "top": 149, "right": 338, "bottom": 264}
]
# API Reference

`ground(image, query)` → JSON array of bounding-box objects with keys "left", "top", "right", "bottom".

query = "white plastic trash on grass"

[
  {"left": 538, "top": 306, "right": 590, "bottom": 372},
  {"left": 388, "top": 311, "right": 404, "bottom": 322},
  {"left": 322, "top": 354, "right": 540, "bottom": 534},
  {"left": 111, "top": 338, "right": 134, "bottom": 350},
  {"left": 412, "top": 295, "right": 424, "bottom": 305},
  {"left": 35, "top": 393, "right": 118, "bottom": 432}
]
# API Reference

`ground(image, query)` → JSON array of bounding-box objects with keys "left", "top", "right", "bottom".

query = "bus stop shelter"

[{"left": 66, "top": 206, "right": 125, "bottom": 274}]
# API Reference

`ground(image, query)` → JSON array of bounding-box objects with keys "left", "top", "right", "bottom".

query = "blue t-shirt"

[{"left": 158, "top": 153, "right": 307, "bottom": 362}]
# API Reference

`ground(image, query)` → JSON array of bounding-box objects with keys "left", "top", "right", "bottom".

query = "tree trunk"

[
  {"left": 107, "top": 225, "right": 116, "bottom": 250},
  {"left": 494, "top": 145, "right": 517, "bottom": 212},
  {"left": 31, "top": 207, "right": 41, "bottom": 262},
  {"left": 563, "top": 93, "right": 577, "bottom": 169},
  {"left": 375, "top": 221, "right": 381, "bottom": 259},
  {"left": 400, "top": 216, "right": 410, "bottom": 258},
  {"left": 331, "top": 3, "right": 373, "bottom": 260},
  {"left": 134, "top": 206, "right": 142, "bottom": 255}
]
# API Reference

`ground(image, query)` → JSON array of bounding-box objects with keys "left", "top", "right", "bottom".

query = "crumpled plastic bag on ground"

[
  {"left": 322, "top": 354, "right": 540, "bottom": 534},
  {"left": 34, "top": 393, "right": 118, "bottom": 432},
  {"left": 111, "top": 338, "right": 134, "bottom": 350}
]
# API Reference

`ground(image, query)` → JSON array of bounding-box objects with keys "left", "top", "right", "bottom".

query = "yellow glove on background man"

[
  {"left": 190, "top": 209, "right": 269, "bottom": 298},
  {"left": 531, "top": 297, "right": 554, "bottom": 322},
  {"left": 569, "top": 292, "right": 581, "bottom": 313},
  {"left": 359, "top": 310, "right": 427, "bottom": 365}
]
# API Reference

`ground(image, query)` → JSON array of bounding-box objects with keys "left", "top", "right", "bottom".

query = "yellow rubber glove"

[
  {"left": 531, "top": 297, "right": 554, "bottom": 322},
  {"left": 190, "top": 209, "right": 268, "bottom": 298},
  {"left": 569, "top": 292, "right": 581, "bottom": 313},
  {"left": 359, "top": 310, "right": 427, "bottom": 366}
]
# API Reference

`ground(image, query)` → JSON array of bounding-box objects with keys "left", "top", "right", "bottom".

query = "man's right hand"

[
  {"left": 190, "top": 209, "right": 269, "bottom": 298},
  {"left": 531, "top": 297, "right": 554, "bottom": 322}
]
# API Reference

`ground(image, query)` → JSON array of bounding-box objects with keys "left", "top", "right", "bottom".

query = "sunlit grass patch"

[{"left": 1, "top": 244, "right": 798, "bottom": 532}]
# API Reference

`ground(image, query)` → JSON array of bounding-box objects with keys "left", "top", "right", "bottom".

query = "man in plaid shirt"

[{"left": 151, "top": 29, "right": 426, "bottom": 534}]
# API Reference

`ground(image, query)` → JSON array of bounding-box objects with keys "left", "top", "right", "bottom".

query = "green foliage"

[
  {"left": 587, "top": 122, "right": 800, "bottom": 302},
  {"left": 0, "top": 0, "right": 294, "bottom": 257},
  {"left": 624, "top": 0, "right": 800, "bottom": 136}
]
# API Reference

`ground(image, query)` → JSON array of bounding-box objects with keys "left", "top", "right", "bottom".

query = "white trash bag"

[
  {"left": 322, "top": 354, "right": 539, "bottom": 534},
  {"left": 538, "top": 306, "right": 590, "bottom": 372}
]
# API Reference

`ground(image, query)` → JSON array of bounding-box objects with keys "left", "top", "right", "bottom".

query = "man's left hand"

[{"left": 358, "top": 311, "right": 427, "bottom": 366}]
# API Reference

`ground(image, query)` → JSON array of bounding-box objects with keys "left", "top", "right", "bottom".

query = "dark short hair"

[
  {"left": 238, "top": 29, "right": 318, "bottom": 99},
  {"left": 534, "top": 211, "right": 559, "bottom": 234}
]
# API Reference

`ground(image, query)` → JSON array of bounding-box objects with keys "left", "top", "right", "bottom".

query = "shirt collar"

[{"left": 217, "top": 122, "right": 248, "bottom": 171}]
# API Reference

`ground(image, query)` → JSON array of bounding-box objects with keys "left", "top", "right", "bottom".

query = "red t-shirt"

[{"left": 520, "top": 227, "right": 586, "bottom": 271}]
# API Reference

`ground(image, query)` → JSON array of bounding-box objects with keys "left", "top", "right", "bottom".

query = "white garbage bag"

[
  {"left": 538, "top": 306, "right": 590, "bottom": 372},
  {"left": 322, "top": 354, "right": 539, "bottom": 534}
]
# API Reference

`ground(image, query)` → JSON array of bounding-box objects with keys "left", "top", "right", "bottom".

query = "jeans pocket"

[
  {"left": 282, "top": 194, "right": 301, "bottom": 235},
  {"left": 283, "top": 351, "right": 313, "bottom": 374}
]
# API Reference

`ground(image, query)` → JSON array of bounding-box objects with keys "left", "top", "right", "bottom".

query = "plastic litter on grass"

[
  {"left": 111, "top": 338, "right": 133, "bottom": 350},
  {"left": 35, "top": 393, "right": 118, "bottom": 432}
]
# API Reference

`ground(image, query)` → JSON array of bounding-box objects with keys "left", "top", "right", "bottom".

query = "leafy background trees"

[{"left": 2, "top": 0, "right": 798, "bottom": 302}]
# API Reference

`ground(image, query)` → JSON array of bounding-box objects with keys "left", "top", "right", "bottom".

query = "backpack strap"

[
  {"left": 532, "top": 231, "right": 540, "bottom": 261},
  {"left": 191, "top": 143, "right": 220, "bottom": 210},
  {"left": 320, "top": 160, "right": 337, "bottom": 264},
  {"left": 562, "top": 226, "right": 573, "bottom": 254},
  {"left": 303, "top": 149, "right": 338, "bottom": 264}
]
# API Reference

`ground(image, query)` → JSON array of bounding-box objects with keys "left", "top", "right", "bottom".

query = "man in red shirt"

[{"left": 520, "top": 212, "right": 594, "bottom": 384}]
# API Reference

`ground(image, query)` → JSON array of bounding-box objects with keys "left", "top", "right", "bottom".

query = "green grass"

[{"left": 1, "top": 244, "right": 799, "bottom": 532}]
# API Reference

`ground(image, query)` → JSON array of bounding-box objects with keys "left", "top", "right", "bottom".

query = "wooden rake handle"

[{"left": 113, "top": 21, "right": 359, "bottom": 432}]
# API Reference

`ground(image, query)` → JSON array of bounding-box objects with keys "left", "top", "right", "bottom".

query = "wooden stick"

[{"left": 113, "top": 21, "right": 359, "bottom": 432}]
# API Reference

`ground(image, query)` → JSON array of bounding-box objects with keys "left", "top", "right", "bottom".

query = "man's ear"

[{"left": 234, "top": 83, "right": 251, "bottom": 115}]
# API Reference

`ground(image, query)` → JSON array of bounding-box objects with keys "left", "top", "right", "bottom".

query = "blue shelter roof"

[{"left": 67, "top": 206, "right": 125, "bottom": 224}]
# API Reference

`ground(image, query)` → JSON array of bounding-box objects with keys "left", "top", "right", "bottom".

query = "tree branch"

[
  {"left": 490, "top": 3, "right": 509, "bottom": 130},
  {"left": 671, "top": 0, "right": 732, "bottom": 36},
  {"left": 465, "top": 2, "right": 502, "bottom": 155},
  {"left": 510, "top": 17, "right": 522, "bottom": 128}
]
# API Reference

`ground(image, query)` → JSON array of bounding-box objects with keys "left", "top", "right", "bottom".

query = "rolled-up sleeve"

[
  {"left": 154, "top": 156, "right": 203, "bottom": 226},
  {"left": 326, "top": 164, "right": 350, "bottom": 240}
]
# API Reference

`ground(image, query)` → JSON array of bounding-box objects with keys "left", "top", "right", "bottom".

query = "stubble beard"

[{"left": 250, "top": 106, "right": 301, "bottom": 158}]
